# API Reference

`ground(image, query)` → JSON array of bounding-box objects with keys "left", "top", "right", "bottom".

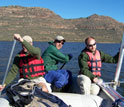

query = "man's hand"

[
  {"left": 37, "top": 82, "right": 49, "bottom": 93},
  {"left": 0, "top": 84, "right": 6, "bottom": 91},
  {"left": 68, "top": 54, "right": 73, "bottom": 60},
  {"left": 93, "top": 77, "right": 99, "bottom": 83},
  {"left": 14, "top": 34, "right": 23, "bottom": 42},
  {"left": 93, "top": 77, "right": 103, "bottom": 85}
]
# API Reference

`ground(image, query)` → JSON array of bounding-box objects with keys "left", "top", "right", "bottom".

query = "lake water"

[{"left": 0, "top": 41, "right": 124, "bottom": 96}]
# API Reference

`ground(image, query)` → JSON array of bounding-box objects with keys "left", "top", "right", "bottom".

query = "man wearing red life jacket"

[
  {"left": 0, "top": 34, "right": 51, "bottom": 93},
  {"left": 77, "top": 36, "right": 119, "bottom": 95}
]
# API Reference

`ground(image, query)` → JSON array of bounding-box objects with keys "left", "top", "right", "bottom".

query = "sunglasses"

[
  {"left": 87, "top": 43, "right": 96, "bottom": 47},
  {"left": 57, "top": 40, "right": 64, "bottom": 45}
]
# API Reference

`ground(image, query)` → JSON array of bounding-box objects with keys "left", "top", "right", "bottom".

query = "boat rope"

[{"left": 98, "top": 83, "right": 123, "bottom": 103}]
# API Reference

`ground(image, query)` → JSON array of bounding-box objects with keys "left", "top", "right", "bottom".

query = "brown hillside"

[{"left": 0, "top": 6, "right": 124, "bottom": 43}]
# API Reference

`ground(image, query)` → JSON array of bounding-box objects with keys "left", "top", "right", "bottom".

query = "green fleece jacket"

[
  {"left": 78, "top": 48, "right": 119, "bottom": 81},
  {"left": 5, "top": 40, "right": 41, "bottom": 86},
  {"left": 42, "top": 41, "right": 70, "bottom": 71}
]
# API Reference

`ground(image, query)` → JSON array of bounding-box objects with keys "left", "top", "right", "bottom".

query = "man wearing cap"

[
  {"left": 0, "top": 34, "right": 51, "bottom": 93},
  {"left": 42, "top": 35, "right": 72, "bottom": 91}
]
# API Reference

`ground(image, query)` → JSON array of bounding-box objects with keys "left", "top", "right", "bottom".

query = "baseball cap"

[
  {"left": 55, "top": 35, "right": 65, "bottom": 42},
  {"left": 22, "top": 35, "right": 33, "bottom": 43}
]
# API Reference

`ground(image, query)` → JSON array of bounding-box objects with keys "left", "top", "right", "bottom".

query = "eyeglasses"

[
  {"left": 57, "top": 40, "right": 64, "bottom": 45},
  {"left": 87, "top": 43, "right": 96, "bottom": 47}
]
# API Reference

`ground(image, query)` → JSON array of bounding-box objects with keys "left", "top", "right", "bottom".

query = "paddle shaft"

[
  {"left": 60, "top": 63, "right": 66, "bottom": 69},
  {"left": 103, "top": 81, "right": 124, "bottom": 85},
  {"left": 2, "top": 40, "right": 16, "bottom": 85},
  {"left": 113, "top": 34, "right": 124, "bottom": 90}
]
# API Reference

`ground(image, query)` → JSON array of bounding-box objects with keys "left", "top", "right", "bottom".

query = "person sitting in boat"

[
  {"left": 77, "top": 36, "right": 119, "bottom": 95},
  {"left": 42, "top": 35, "right": 72, "bottom": 92},
  {"left": 0, "top": 34, "right": 51, "bottom": 93}
]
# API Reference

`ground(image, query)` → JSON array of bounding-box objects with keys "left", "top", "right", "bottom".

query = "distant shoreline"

[{"left": 0, "top": 40, "right": 119, "bottom": 44}]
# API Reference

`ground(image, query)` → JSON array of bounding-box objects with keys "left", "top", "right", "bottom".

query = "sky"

[{"left": 0, "top": 0, "right": 124, "bottom": 23}]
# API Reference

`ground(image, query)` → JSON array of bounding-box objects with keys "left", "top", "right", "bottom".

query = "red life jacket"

[
  {"left": 19, "top": 51, "right": 46, "bottom": 79},
  {"left": 85, "top": 50, "right": 102, "bottom": 77}
]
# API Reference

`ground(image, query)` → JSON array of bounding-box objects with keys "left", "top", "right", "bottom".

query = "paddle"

[
  {"left": 60, "top": 54, "right": 73, "bottom": 69},
  {"left": 0, "top": 40, "right": 16, "bottom": 95},
  {"left": 102, "top": 81, "right": 124, "bottom": 86},
  {"left": 113, "top": 34, "right": 124, "bottom": 90},
  {"left": 60, "top": 63, "right": 66, "bottom": 69}
]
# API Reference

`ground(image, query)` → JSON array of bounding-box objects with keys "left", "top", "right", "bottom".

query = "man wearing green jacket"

[
  {"left": 42, "top": 35, "right": 72, "bottom": 91},
  {"left": 77, "top": 36, "right": 119, "bottom": 95},
  {"left": 0, "top": 34, "right": 51, "bottom": 93}
]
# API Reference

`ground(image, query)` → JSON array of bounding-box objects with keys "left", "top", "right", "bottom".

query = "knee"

[
  {"left": 90, "top": 84, "right": 100, "bottom": 95},
  {"left": 77, "top": 75, "right": 91, "bottom": 85},
  {"left": 55, "top": 82, "right": 64, "bottom": 88},
  {"left": 0, "top": 98, "right": 10, "bottom": 107},
  {"left": 55, "top": 75, "right": 67, "bottom": 88}
]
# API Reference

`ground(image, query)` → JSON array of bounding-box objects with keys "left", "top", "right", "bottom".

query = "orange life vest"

[
  {"left": 85, "top": 50, "right": 102, "bottom": 77},
  {"left": 19, "top": 51, "right": 46, "bottom": 79}
]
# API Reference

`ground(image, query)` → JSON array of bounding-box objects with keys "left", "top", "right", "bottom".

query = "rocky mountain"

[{"left": 0, "top": 6, "right": 124, "bottom": 43}]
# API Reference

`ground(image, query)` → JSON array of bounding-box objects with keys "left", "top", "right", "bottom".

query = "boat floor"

[{"left": 52, "top": 75, "right": 122, "bottom": 107}]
